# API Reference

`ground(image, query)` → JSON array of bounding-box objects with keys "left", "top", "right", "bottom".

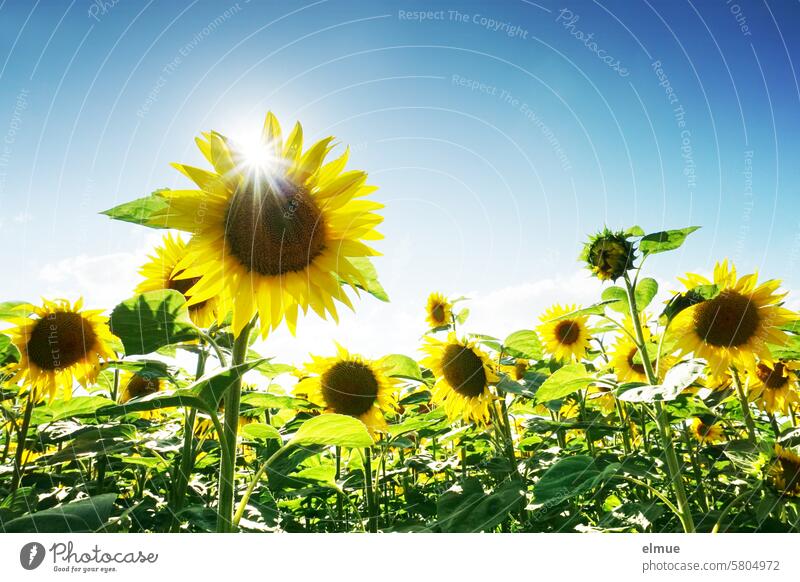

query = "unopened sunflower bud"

[{"left": 580, "top": 229, "right": 636, "bottom": 281}]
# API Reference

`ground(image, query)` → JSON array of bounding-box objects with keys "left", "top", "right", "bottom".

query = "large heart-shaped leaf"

[
  {"left": 110, "top": 290, "right": 199, "bottom": 356},
  {"left": 289, "top": 414, "right": 372, "bottom": 448}
]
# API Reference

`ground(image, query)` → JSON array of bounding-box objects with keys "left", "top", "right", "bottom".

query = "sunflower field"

[{"left": 2, "top": 113, "right": 800, "bottom": 534}]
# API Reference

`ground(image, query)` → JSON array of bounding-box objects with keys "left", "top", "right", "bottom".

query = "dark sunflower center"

[
  {"left": 26, "top": 312, "right": 97, "bottom": 371},
  {"left": 320, "top": 361, "right": 379, "bottom": 417},
  {"left": 554, "top": 320, "right": 580, "bottom": 345},
  {"left": 697, "top": 422, "right": 712, "bottom": 437},
  {"left": 125, "top": 374, "right": 160, "bottom": 399},
  {"left": 756, "top": 362, "right": 788, "bottom": 390},
  {"left": 779, "top": 455, "right": 800, "bottom": 492},
  {"left": 431, "top": 303, "right": 446, "bottom": 324},
  {"left": 626, "top": 347, "right": 646, "bottom": 375},
  {"left": 167, "top": 275, "right": 208, "bottom": 312},
  {"left": 441, "top": 344, "right": 487, "bottom": 398},
  {"left": 224, "top": 177, "right": 327, "bottom": 276},
  {"left": 693, "top": 290, "right": 760, "bottom": 347}
]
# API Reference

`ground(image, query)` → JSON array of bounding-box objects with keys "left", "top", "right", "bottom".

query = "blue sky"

[{"left": 1, "top": 0, "right": 799, "bottom": 360}]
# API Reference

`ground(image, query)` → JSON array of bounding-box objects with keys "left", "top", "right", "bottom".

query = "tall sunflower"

[
  {"left": 295, "top": 345, "right": 399, "bottom": 433},
  {"left": 152, "top": 112, "right": 384, "bottom": 338},
  {"left": 420, "top": 333, "right": 498, "bottom": 424},
  {"left": 425, "top": 292, "right": 453, "bottom": 329},
  {"left": 747, "top": 360, "right": 799, "bottom": 415},
  {"left": 537, "top": 304, "right": 591, "bottom": 362},
  {"left": 136, "top": 233, "right": 222, "bottom": 327},
  {"left": 770, "top": 445, "right": 800, "bottom": 497},
  {"left": 5, "top": 298, "right": 117, "bottom": 400},
  {"left": 690, "top": 417, "right": 725, "bottom": 444},
  {"left": 671, "top": 261, "right": 795, "bottom": 377}
]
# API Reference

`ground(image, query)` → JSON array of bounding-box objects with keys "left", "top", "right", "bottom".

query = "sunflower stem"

[
  {"left": 623, "top": 273, "right": 695, "bottom": 533},
  {"left": 731, "top": 368, "right": 756, "bottom": 444},
  {"left": 10, "top": 394, "right": 34, "bottom": 494},
  {"left": 170, "top": 346, "right": 207, "bottom": 532},
  {"left": 335, "top": 446, "right": 344, "bottom": 531},
  {"left": 364, "top": 447, "right": 378, "bottom": 532},
  {"left": 216, "top": 318, "right": 254, "bottom": 533}
]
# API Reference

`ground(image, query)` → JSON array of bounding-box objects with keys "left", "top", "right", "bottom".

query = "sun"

[
  {"left": 420, "top": 333, "right": 498, "bottom": 424},
  {"left": 295, "top": 344, "right": 400, "bottom": 434},
  {"left": 5, "top": 298, "right": 117, "bottom": 401},
  {"left": 136, "top": 233, "right": 223, "bottom": 328},
  {"left": 537, "top": 303, "right": 592, "bottom": 362},
  {"left": 151, "top": 112, "right": 384, "bottom": 338},
  {"left": 670, "top": 261, "right": 796, "bottom": 377}
]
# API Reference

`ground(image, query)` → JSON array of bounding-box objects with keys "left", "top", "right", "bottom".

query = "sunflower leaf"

[
  {"left": 600, "top": 286, "right": 628, "bottom": 314},
  {"left": 503, "top": 330, "right": 543, "bottom": 360},
  {"left": 660, "top": 284, "right": 719, "bottom": 324},
  {"left": 634, "top": 277, "right": 659, "bottom": 310},
  {"left": 289, "top": 414, "right": 372, "bottom": 448},
  {"left": 617, "top": 359, "right": 704, "bottom": 402},
  {"left": 110, "top": 290, "right": 200, "bottom": 356},
  {"left": 0, "top": 334, "right": 19, "bottom": 366},
  {"left": 534, "top": 364, "right": 594, "bottom": 403},
  {"left": 0, "top": 493, "right": 118, "bottom": 533},
  {"left": 639, "top": 226, "right": 700, "bottom": 256},
  {"left": 380, "top": 354, "right": 423, "bottom": 382},
  {"left": 100, "top": 190, "right": 172, "bottom": 229},
  {"left": 341, "top": 257, "right": 389, "bottom": 302},
  {"left": 534, "top": 456, "right": 618, "bottom": 504}
]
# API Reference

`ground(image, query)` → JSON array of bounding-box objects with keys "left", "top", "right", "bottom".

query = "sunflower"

[
  {"left": 690, "top": 417, "right": 725, "bottom": 444},
  {"left": 580, "top": 229, "right": 635, "bottom": 281},
  {"left": 151, "top": 112, "right": 384, "bottom": 338},
  {"left": 586, "top": 384, "right": 616, "bottom": 416},
  {"left": 295, "top": 345, "right": 400, "bottom": 433},
  {"left": 425, "top": 292, "right": 453, "bottom": 329},
  {"left": 420, "top": 333, "right": 499, "bottom": 424},
  {"left": 537, "top": 304, "right": 591, "bottom": 362},
  {"left": 5, "top": 298, "right": 117, "bottom": 401},
  {"left": 500, "top": 358, "right": 530, "bottom": 382},
  {"left": 119, "top": 370, "right": 163, "bottom": 403},
  {"left": 769, "top": 445, "right": 800, "bottom": 497},
  {"left": 610, "top": 336, "right": 648, "bottom": 384},
  {"left": 747, "top": 360, "right": 799, "bottom": 415},
  {"left": 136, "top": 233, "right": 222, "bottom": 327},
  {"left": 671, "top": 261, "right": 795, "bottom": 378}
]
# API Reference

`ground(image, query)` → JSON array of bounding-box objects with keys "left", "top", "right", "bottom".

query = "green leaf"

[
  {"left": 43, "top": 396, "right": 117, "bottom": 422},
  {"left": 110, "top": 290, "right": 199, "bottom": 356},
  {"left": 0, "top": 333, "right": 19, "bottom": 366},
  {"left": 502, "top": 330, "right": 543, "bottom": 360},
  {"left": 100, "top": 190, "right": 171, "bottom": 229},
  {"left": 660, "top": 284, "right": 719, "bottom": 324},
  {"left": 635, "top": 278, "right": 659, "bottom": 310},
  {"left": 1, "top": 493, "right": 117, "bottom": 533},
  {"left": 600, "top": 286, "right": 628, "bottom": 314},
  {"left": 380, "top": 354, "right": 423, "bottom": 382},
  {"left": 240, "top": 423, "right": 282, "bottom": 443},
  {"left": 617, "top": 359, "right": 704, "bottom": 402},
  {"left": 639, "top": 226, "right": 700, "bottom": 255},
  {"left": 625, "top": 225, "right": 645, "bottom": 237},
  {"left": 436, "top": 478, "right": 523, "bottom": 532},
  {"left": 534, "top": 456, "right": 617, "bottom": 504},
  {"left": 341, "top": 257, "right": 389, "bottom": 302},
  {"left": 534, "top": 364, "right": 594, "bottom": 403},
  {"left": 241, "top": 392, "right": 313, "bottom": 411},
  {"left": 191, "top": 359, "right": 268, "bottom": 410},
  {"left": 0, "top": 300, "right": 31, "bottom": 319},
  {"left": 549, "top": 300, "right": 619, "bottom": 320},
  {"left": 98, "top": 390, "right": 205, "bottom": 417},
  {"left": 289, "top": 414, "right": 372, "bottom": 448},
  {"left": 456, "top": 308, "right": 470, "bottom": 325}
]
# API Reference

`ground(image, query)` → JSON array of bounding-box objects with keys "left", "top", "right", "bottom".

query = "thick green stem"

[
  {"left": 731, "top": 369, "right": 756, "bottom": 444},
  {"left": 216, "top": 319, "right": 254, "bottom": 533},
  {"left": 170, "top": 348, "right": 207, "bottom": 532},
  {"left": 10, "top": 395, "right": 34, "bottom": 494},
  {"left": 232, "top": 445, "right": 290, "bottom": 527},
  {"left": 623, "top": 274, "right": 695, "bottom": 533},
  {"left": 364, "top": 448, "right": 378, "bottom": 532}
]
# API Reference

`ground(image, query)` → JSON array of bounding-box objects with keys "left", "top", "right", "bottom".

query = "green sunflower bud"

[{"left": 580, "top": 229, "right": 636, "bottom": 281}]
